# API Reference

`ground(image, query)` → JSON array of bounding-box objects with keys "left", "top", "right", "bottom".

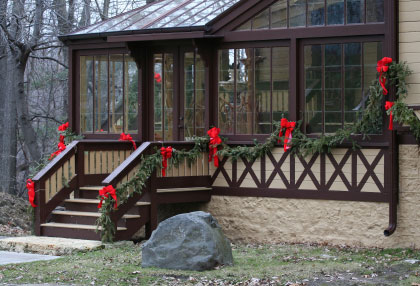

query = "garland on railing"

[{"left": 97, "top": 59, "right": 419, "bottom": 242}]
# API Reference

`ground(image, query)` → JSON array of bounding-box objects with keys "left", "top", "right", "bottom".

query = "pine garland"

[{"left": 97, "top": 60, "right": 419, "bottom": 242}]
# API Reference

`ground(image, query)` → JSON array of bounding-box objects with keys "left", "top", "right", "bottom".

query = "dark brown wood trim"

[
  {"left": 212, "top": 187, "right": 389, "bottom": 203},
  {"left": 107, "top": 31, "right": 209, "bottom": 42}
]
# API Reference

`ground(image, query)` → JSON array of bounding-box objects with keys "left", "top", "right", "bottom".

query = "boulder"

[{"left": 141, "top": 211, "right": 233, "bottom": 271}]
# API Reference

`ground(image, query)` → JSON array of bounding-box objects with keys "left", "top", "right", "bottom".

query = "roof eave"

[{"left": 59, "top": 25, "right": 210, "bottom": 43}]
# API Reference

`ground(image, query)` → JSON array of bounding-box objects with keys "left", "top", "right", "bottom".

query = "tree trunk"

[
  {"left": 0, "top": 54, "right": 18, "bottom": 194},
  {"left": 14, "top": 51, "right": 42, "bottom": 162}
]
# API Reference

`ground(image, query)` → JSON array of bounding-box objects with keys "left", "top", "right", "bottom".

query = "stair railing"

[
  {"left": 32, "top": 141, "right": 79, "bottom": 235},
  {"left": 32, "top": 140, "right": 135, "bottom": 236}
]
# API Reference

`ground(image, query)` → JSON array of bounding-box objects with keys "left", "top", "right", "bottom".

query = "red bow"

[
  {"left": 377, "top": 57, "right": 393, "bottom": 95},
  {"left": 279, "top": 118, "right": 296, "bottom": 152},
  {"left": 207, "top": 127, "right": 222, "bottom": 167},
  {"left": 385, "top": 101, "right": 395, "bottom": 130},
  {"left": 58, "top": 122, "right": 69, "bottom": 131},
  {"left": 119, "top": 133, "right": 137, "bottom": 150},
  {"left": 49, "top": 141, "right": 67, "bottom": 160},
  {"left": 98, "top": 185, "right": 118, "bottom": 209},
  {"left": 154, "top": 73, "right": 162, "bottom": 83},
  {"left": 26, "top": 179, "right": 37, "bottom": 208},
  {"left": 160, "top": 146, "right": 173, "bottom": 177}
]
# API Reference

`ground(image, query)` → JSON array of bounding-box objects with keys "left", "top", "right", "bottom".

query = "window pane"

[
  {"left": 218, "top": 49, "right": 235, "bottom": 134},
  {"left": 164, "top": 53, "right": 174, "bottom": 141},
  {"left": 94, "top": 55, "right": 108, "bottom": 133},
  {"left": 305, "top": 45, "right": 323, "bottom": 134},
  {"left": 308, "top": 0, "right": 325, "bottom": 26},
  {"left": 236, "top": 48, "right": 253, "bottom": 134},
  {"left": 324, "top": 44, "right": 342, "bottom": 133},
  {"left": 253, "top": 8, "right": 269, "bottom": 30},
  {"left": 344, "top": 43, "right": 362, "bottom": 125},
  {"left": 184, "top": 52, "right": 195, "bottom": 139},
  {"left": 272, "top": 47, "right": 289, "bottom": 123},
  {"left": 236, "top": 19, "right": 252, "bottom": 31},
  {"left": 154, "top": 54, "right": 163, "bottom": 141},
  {"left": 80, "top": 56, "right": 93, "bottom": 133},
  {"left": 366, "top": 0, "right": 384, "bottom": 23},
  {"left": 124, "top": 56, "right": 138, "bottom": 133},
  {"left": 364, "top": 42, "right": 383, "bottom": 133},
  {"left": 255, "top": 48, "right": 271, "bottom": 134},
  {"left": 271, "top": 0, "right": 287, "bottom": 28},
  {"left": 346, "top": 0, "right": 364, "bottom": 24},
  {"left": 109, "top": 54, "right": 124, "bottom": 133},
  {"left": 327, "top": 0, "right": 344, "bottom": 25},
  {"left": 195, "top": 54, "right": 206, "bottom": 137},
  {"left": 289, "top": 0, "right": 306, "bottom": 27}
]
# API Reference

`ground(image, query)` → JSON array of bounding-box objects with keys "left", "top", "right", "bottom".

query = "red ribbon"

[
  {"left": 98, "top": 185, "right": 118, "bottom": 209},
  {"left": 49, "top": 141, "right": 67, "bottom": 160},
  {"left": 154, "top": 73, "right": 162, "bottom": 83},
  {"left": 279, "top": 118, "right": 296, "bottom": 152},
  {"left": 59, "top": 135, "right": 65, "bottom": 144},
  {"left": 160, "top": 146, "right": 173, "bottom": 177},
  {"left": 377, "top": 57, "right": 393, "bottom": 95},
  {"left": 119, "top": 133, "right": 137, "bottom": 150},
  {"left": 385, "top": 101, "right": 395, "bottom": 130},
  {"left": 207, "top": 127, "right": 222, "bottom": 168},
  {"left": 58, "top": 122, "right": 69, "bottom": 131},
  {"left": 26, "top": 179, "right": 37, "bottom": 208}
]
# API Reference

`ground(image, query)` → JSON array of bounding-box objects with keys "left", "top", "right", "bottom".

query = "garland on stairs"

[{"left": 97, "top": 59, "right": 419, "bottom": 242}]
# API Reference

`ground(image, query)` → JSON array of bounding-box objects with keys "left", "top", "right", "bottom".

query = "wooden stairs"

[
  {"left": 32, "top": 141, "right": 212, "bottom": 241},
  {"left": 40, "top": 186, "right": 211, "bottom": 240}
]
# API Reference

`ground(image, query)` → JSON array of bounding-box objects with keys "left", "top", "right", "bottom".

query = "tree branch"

[{"left": 29, "top": 55, "right": 68, "bottom": 68}]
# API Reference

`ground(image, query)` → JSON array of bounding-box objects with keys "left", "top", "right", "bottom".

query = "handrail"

[
  {"left": 102, "top": 142, "right": 152, "bottom": 186},
  {"left": 32, "top": 140, "right": 79, "bottom": 182}
]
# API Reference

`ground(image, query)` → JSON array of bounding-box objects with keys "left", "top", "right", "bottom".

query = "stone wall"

[{"left": 200, "top": 145, "right": 420, "bottom": 248}]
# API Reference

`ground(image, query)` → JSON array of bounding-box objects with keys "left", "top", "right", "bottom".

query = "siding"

[{"left": 399, "top": 0, "right": 420, "bottom": 114}]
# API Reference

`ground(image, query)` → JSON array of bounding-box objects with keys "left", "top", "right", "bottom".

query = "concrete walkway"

[
  {"left": 0, "top": 251, "right": 59, "bottom": 265},
  {"left": 0, "top": 236, "right": 103, "bottom": 256}
]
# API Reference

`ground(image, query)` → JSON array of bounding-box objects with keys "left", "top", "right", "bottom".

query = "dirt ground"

[{"left": 0, "top": 192, "right": 31, "bottom": 237}]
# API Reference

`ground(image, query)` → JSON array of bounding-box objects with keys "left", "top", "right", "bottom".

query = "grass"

[{"left": 1, "top": 242, "right": 420, "bottom": 285}]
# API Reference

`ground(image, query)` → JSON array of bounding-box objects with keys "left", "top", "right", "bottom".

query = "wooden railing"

[
  {"left": 102, "top": 141, "right": 211, "bottom": 238},
  {"left": 32, "top": 140, "right": 134, "bottom": 236}
]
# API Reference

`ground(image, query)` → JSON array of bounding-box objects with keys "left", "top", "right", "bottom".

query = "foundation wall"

[{"left": 200, "top": 145, "right": 420, "bottom": 248}]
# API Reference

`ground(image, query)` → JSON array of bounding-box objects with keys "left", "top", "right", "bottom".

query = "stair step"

[
  {"left": 79, "top": 186, "right": 103, "bottom": 191},
  {"left": 65, "top": 198, "right": 100, "bottom": 204},
  {"left": 51, "top": 210, "right": 140, "bottom": 219},
  {"left": 135, "top": 202, "right": 151, "bottom": 206},
  {"left": 41, "top": 222, "right": 127, "bottom": 231},
  {"left": 156, "top": 187, "right": 212, "bottom": 193}
]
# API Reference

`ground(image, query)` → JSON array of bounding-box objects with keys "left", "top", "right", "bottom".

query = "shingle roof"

[{"left": 68, "top": 0, "right": 241, "bottom": 37}]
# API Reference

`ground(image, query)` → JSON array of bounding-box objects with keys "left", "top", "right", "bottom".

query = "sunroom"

[{"left": 31, "top": 0, "right": 407, "bottom": 243}]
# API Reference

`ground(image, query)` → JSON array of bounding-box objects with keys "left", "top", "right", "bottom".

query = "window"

[
  {"left": 184, "top": 51, "right": 206, "bottom": 139},
  {"left": 153, "top": 53, "right": 174, "bottom": 141},
  {"left": 79, "top": 53, "right": 138, "bottom": 134},
  {"left": 236, "top": 0, "right": 383, "bottom": 30},
  {"left": 218, "top": 46, "right": 289, "bottom": 135},
  {"left": 304, "top": 41, "right": 382, "bottom": 134}
]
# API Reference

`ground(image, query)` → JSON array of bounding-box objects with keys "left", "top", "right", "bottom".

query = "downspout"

[{"left": 384, "top": 0, "right": 398, "bottom": 237}]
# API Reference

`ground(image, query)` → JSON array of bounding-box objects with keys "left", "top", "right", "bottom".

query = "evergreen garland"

[{"left": 97, "top": 60, "right": 419, "bottom": 242}]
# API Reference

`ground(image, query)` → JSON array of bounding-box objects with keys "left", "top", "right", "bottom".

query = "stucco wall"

[
  {"left": 200, "top": 145, "right": 420, "bottom": 248},
  {"left": 400, "top": 0, "right": 420, "bottom": 119}
]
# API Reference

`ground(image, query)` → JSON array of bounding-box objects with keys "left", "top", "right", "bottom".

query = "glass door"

[
  {"left": 153, "top": 52, "right": 175, "bottom": 141},
  {"left": 151, "top": 48, "right": 207, "bottom": 141}
]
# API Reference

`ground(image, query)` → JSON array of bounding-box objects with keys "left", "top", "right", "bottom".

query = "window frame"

[
  {"left": 75, "top": 48, "right": 142, "bottom": 140},
  {"left": 215, "top": 40, "right": 290, "bottom": 142},
  {"left": 213, "top": 0, "right": 395, "bottom": 143}
]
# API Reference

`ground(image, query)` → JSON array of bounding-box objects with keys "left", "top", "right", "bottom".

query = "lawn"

[{"left": 1, "top": 242, "right": 420, "bottom": 285}]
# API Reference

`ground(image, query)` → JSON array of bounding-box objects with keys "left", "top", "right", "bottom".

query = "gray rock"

[{"left": 142, "top": 211, "right": 233, "bottom": 271}]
